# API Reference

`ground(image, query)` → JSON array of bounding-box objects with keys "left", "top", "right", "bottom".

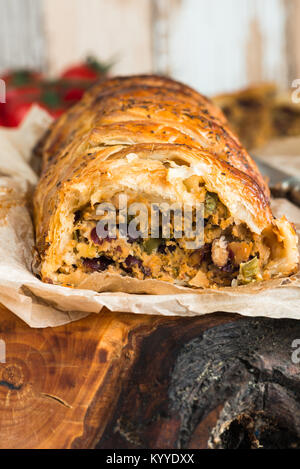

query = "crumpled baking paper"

[{"left": 1, "top": 107, "right": 300, "bottom": 327}]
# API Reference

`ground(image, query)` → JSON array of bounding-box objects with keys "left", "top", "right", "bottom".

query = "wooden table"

[{"left": 1, "top": 304, "right": 300, "bottom": 449}]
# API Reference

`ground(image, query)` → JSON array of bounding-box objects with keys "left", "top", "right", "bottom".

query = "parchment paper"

[{"left": 1, "top": 107, "right": 300, "bottom": 327}]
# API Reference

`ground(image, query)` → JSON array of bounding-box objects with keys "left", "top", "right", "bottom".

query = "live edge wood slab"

[{"left": 0, "top": 304, "right": 300, "bottom": 449}]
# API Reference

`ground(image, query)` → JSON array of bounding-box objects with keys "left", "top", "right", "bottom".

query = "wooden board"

[
  {"left": 1, "top": 304, "right": 300, "bottom": 449},
  {"left": 0, "top": 304, "right": 234, "bottom": 449},
  {"left": 154, "top": 0, "right": 289, "bottom": 95},
  {"left": 0, "top": 0, "right": 45, "bottom": 72},
  {"left": 43, "top": 0, "right": 153, "bottom": 76},
  {"left": 0, "top": 0, "right": 299, "bottom": 94}
]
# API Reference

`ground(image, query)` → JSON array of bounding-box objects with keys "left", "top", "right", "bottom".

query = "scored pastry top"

[{"left": 33, "top": 75, "right": 298, "bottom": 290}]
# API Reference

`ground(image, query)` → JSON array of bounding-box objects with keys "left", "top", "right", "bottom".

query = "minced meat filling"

[{"left": 57, "top": 191, "right": 271, "bottom": 287}]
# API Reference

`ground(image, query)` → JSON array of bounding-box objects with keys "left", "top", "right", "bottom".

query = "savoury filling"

[{"left": 56, "top": 189, "right": 271, "bottom": 287}]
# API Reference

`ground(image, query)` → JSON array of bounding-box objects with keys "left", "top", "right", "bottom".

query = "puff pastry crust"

[{"left": 33, "top": 75, "right": 298, "bottom": 290}]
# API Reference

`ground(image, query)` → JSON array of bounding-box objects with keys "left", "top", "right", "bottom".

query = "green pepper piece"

[
  {"left": 205, "top": 192, "right": 218, "bottom": 216},
  {"left": 73, "top": 229, "right": 80, "bottom": 242},
  {"left": 144, "top": 238, "right": 161, "bottom": 254},
  {"left": 238, "top": 256, "right": 262, "bottom": 284}
]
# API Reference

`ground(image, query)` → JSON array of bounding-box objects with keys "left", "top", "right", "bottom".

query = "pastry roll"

[{"left": 33, "top": 75, "right": 298, "bottom": 290}]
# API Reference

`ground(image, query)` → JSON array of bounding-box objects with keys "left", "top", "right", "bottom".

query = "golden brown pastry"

[
  {"left": 271, "top": 92, "right": 300, "bottom": 138},
  {"left": 213, "top": 83, "right": 276, "bottom": 150},
  {"left": 33, "top": 75, "right": 298, "bottom": 290},
  {"left": 213, "top": 83, "right": 300, "bottom": 150}
]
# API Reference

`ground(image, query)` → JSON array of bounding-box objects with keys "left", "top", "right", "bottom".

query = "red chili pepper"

[
  {"left": 2, "top": 101, "right": 35, "bottom": 127},
  {"left": 62, "top": 86, "right": 86, "bottom": 102},
  {"left": 2, "top": 69, "right": 43, "bottom": 87},
  {"left": 0, "top": 57, "right": 112, "bottom": 126},
  {"left": 61, "top": 56, "right": 111, "bottom": 81}
]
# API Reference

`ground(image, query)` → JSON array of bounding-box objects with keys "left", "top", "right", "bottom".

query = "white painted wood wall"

[{"left": 0, "top": 0, "right": 299, "bottom": 96}]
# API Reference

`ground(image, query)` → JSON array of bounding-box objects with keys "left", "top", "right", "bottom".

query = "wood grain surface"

[
  {"left": 0, "top": 0, "right": 45, "bottom": 72},
  {"left": 1, "top": 303, "right": 300, "bottom": 449},
  {"left": 0, "top": 304, "right": 236, "bottom": 449},
  {"left": 43, "top": 0, "right": 153, "bottom": 77},
  {"left": 0, "top": 304, "right": 159, "bottom": 449},
  {"left": 0, "top": 0, "right": 299, "bottom": 94}
]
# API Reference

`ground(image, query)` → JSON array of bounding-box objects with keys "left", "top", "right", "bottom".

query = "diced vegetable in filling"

[
  {"left": 57, "top": 190, "right": 271, "bottom": 287},
  {"left": 237, "top": 257, "right": 262, "bottom": 284}
]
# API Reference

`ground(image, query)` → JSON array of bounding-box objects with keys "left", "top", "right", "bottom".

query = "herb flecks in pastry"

[{"left": 33, "top": 75, "right": 299, "bottom": 290}]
